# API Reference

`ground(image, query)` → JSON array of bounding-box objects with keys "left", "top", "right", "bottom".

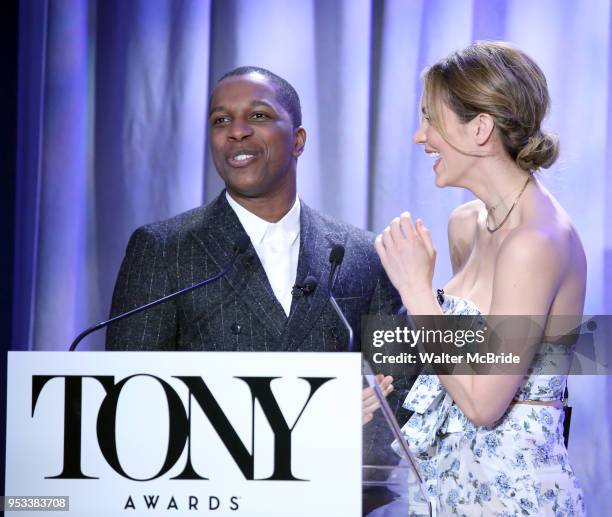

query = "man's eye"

[
  {"left": 212, "top": 116, "right": 230, "bottom": 125},
  {"left": 250, "top": 112, "right": 269, "bottom": 120}
]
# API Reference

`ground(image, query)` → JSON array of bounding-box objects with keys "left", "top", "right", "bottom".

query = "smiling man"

[
  {"left": 105, "top": 69, "right": 408, "bottom": 513},
  {"left": 208, "top": 70, "right": 304, "bottom": 225},
  {"left": 105, "top": 67, "right": 402, "bottom": 353}
]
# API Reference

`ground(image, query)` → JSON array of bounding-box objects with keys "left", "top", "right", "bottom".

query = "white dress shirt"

[{"left": 225, "top": 192, "right": 300, "bottom": 316}]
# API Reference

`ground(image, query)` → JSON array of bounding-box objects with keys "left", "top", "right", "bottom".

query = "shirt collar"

[{"left": 225, "top": 191, "right": 301, "bottom": 247}]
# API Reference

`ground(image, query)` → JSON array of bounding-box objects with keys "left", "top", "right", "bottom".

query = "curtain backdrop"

[{"left": 15, "top": 0, "right": 612, "bottom": 511}]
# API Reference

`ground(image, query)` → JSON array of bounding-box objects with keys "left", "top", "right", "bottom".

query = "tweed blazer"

[{"left": 105, "top": 192, "right": 402, "bottom": 351}]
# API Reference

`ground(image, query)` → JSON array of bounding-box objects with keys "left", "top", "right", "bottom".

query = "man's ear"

[
  {"left": 473, "top": 113, "right": 495, "bottom": 146},
  {"left": 293, "top": 127, "right": 307, "bottom": 157}
]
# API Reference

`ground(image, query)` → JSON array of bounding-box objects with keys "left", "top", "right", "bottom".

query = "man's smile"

[{"left": 226, "top": 149, "right": 259, "bottom": 168}]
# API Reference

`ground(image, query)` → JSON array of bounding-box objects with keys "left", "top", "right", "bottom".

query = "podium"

[{"left": 5, "top": 351, "right": 429, "bottom": 516}]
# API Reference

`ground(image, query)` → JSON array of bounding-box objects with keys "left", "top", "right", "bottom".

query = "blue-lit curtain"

[{"left": 15, "top": 0, "right": 612, "bottom": 511}]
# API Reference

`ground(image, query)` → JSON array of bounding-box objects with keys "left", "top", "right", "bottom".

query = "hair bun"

[{"left": 515, "top": 131, "right": 559, "bottom": 172}]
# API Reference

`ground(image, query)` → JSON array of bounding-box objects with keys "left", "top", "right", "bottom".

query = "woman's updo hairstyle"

[{"left": 422, "top": 41, "right": 559, "bottom": 172}]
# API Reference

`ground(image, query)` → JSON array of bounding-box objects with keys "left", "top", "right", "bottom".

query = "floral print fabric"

[{"left": 396, "top": 294, "right": 585, "bottom": 516}]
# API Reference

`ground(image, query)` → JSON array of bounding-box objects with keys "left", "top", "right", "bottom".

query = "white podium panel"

[{"left": 6, "top": 352, "right": 362, "bottom": 516}]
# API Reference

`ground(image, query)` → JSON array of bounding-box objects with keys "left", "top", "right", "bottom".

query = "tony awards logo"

[{"left": 31, "top": 374, "right": 334, "bottom": 482}]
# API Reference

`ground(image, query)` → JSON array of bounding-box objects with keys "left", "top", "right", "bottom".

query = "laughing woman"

[{"left": 375, "top": 42, "right": 586, "bottom": 516}]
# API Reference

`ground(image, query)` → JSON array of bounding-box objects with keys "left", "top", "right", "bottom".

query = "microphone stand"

[
  {"left": 325, "top": 245, "right": 431, "bottom": 510},
  {"left": 69, "top": 237, "right": 250, "bottom": 351},
  {"left": 328, "top": 245, "right": 354, "bottom": 352}
]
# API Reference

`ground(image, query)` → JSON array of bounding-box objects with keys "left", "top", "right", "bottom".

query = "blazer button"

[{"left": 230, "top": 323, "right": 241, "bottom": 335}]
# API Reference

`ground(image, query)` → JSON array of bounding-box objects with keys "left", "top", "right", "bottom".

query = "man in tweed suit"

[
  {"left": 106, "top": 67, "right": 411, "bottom": 512},
  {"left": 106, "top": 67, "right": 403, "bottom": 354}
]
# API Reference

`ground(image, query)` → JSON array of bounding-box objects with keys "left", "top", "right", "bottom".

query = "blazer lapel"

[
  {"left": 282, "top": 202, "right": 343, "bottom": 350},
  {"left": 188, "top": 193, "right": 288, "bottom": 342}
]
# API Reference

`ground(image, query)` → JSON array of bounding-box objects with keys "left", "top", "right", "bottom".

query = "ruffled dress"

[{"left": 396, "top": 294, "right": 585, "bottom": 517}]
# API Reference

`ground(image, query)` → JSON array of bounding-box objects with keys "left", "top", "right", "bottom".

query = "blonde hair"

[{"left": 422, "top": 41, "right": 559, "bottom": 172}]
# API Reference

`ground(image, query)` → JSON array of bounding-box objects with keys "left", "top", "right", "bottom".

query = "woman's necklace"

[{"left": 486, "top": 176, "right": 531, "bottom": 233}]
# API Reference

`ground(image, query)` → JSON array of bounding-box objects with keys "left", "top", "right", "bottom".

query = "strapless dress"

[{"left": 393, "top": 293, "right": 586, "bottom": 517}]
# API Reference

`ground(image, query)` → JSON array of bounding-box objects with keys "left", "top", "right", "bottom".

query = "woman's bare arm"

[{"left": 376, "top": 215, "right": 567, "bottom": 427}]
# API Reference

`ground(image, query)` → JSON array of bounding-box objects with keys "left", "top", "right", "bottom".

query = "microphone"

[
  {"left": 326, "top": 245, "right": 355, "bottom": 352},
  {"left": 291, "top": 276, "right": 318, "bottom": 297},
  {"left": 69, "top": 234, "right": 251, "bottom": 351},
  {"left": 328, "top": 245, "right": 345, "bottom": 289}
]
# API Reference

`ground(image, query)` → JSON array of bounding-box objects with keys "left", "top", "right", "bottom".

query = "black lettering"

[
  {"left": 209, "top": 496, "right": 220, "bottom": 510},
  {"left": 230, "top": 496, "right": 239, "bottom": 510},
  {"left": 173, "top": 376, "right": 332, "bottom": 481},
  {"left": 124, "top": 495, "right": 135, "bottom": 509},
  {"left": 32, "top": 374, "right": 331, "bottom": 483},
  {"left": 238, "top": 376, "right": 334, "bottom": 480},
  {"left": 189, "top": 496, "right": 198, "bottom": 510},
  {"left": 97, "top": 375, "right": 189, "bottom": 481},
  {"left": 167, "top": 496, "right": 178, "bottom": 510},
  {"left": 143, "top": 495, "right": 159, "bottom": 509},
  {"left": 32, "top": 375, "right": 114, "bottom": 479},
  {"left": 171, "top": 377, "right": 250, "bottom": 480}
]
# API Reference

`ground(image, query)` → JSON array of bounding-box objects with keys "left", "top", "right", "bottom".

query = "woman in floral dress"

[{"left": 375, "top": 42, "right": 586, "bottom": 516}]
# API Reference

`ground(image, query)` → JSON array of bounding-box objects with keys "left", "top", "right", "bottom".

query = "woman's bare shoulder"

[
  {"left": 447, "top": 200, "right": 483, "bottom": 272},
  {"left": 448, "top": 199, "right": 483, "bottom": 232},
  {"left": 495, "top": 223, "right": 576, "bottom": 283}
]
